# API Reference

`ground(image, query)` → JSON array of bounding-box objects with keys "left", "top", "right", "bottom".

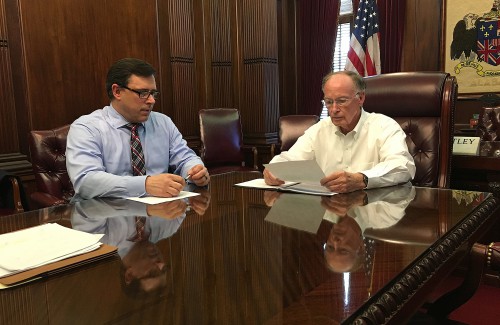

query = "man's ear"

[
  {"left": 112, "top": 84, "right": 122, "bottom": 99},
  {"left": 357, "top": 91, "right": 366, "bottom": 106}
]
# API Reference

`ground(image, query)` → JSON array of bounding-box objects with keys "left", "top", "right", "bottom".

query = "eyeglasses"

[
  {"left": 120, "top": 85, "right": 160, "bottom": 100},
  {"left": 322, "top": 92, "right": 359, "bottom": 108}
]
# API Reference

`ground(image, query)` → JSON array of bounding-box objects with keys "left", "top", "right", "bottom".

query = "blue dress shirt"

[{"left": 66, "top": 105, "right": 203, "bottom": 199}]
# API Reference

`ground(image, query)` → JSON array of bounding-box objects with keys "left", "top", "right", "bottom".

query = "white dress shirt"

[
  {"left": 66, "top": 104, "right": 203, "bottom": 199},
  {"left": 323, "top": 184, "right": 416, "bottom": 230},
  {"left": 270, "top": 109, "right": 416, "bottom": 189}
]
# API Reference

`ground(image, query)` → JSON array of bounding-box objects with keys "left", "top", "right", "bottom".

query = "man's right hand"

[
  {"left": 145, "top": 174, "right": 185, "bottom": 197},
  {"left": 263, "top": 168, "right": 285, "bottom": 186},
  {"left": 146, "top": 200, "right": 188, "bottom": 219}
]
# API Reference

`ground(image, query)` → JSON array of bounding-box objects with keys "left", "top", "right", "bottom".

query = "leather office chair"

[
  {"left": 363, "top": 72, "right": 457, "bottom": 188},
  {"left": 199, "top": 108, "right": 258, "bottom": 174},
  {"left": 424, "top": 241, "right": 500, "bottom": 321},
  {"left": 28, "top": 125, "right": 74, "bottom": 209},
  {"left": 271, "top": 115, "right": 320, "bottom": 156},
  {"left": 0, "top": 170, "right": 25, "bottom": 215}
]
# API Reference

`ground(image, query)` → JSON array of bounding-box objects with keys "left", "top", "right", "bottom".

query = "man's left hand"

[
  {"left": 187, "top": 164, "right": 210, "bottom": 186},
  {"left": 320, "top": 171, "right": 365, "bottom": 193}
]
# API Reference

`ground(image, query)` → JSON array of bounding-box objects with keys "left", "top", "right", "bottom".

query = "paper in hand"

[{"left": 263, "top": 160, "right": 325, "bottom": 183}]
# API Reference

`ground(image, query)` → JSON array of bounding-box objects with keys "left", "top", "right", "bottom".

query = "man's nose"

[{"left": 328, "top": 106, "right": 340, "bottom": 114}]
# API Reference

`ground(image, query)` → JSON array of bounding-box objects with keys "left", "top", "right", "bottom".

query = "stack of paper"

[
  {"left": 235, "top": 160, "right": 336, "bottom": 196},
  {"left": 0, "top": 223, "right": 104, "bottom": 278}
]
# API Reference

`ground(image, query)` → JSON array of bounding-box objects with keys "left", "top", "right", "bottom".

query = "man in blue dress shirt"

[{"left": 66, "top": 58, "right": 210, "bottom": 199}]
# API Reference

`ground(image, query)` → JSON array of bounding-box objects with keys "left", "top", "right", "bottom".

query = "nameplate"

[{"left": 453, "top": 136, "right": 480, "bottom": 155}]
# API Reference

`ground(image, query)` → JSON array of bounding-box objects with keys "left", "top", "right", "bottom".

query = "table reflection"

[
  {"left": 264, "top": 184, "right": 415, "bottom": 274},
  {"left": 70, "top": 185, "right": 210, "bottom": 297},
  {"left": 0, "top": 172, "right": 496, "bottom": 325},
  {"left": 321, "top": 185, "right": 415, "bottom": 273},
  {"left": 71, "top": 198, "right": 185, "bottom": 297}
]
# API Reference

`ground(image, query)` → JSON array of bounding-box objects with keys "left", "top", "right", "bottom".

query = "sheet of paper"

[
  {"left": 234, "top": 178, "right": 299, "bottom": 189},
  {"left": 0, "top": 223, "right": 103, "bottom": 276},
  {"left": 0, "top": 243, "right": 101, "bottom": 278},
  {"left": 263, "top": 160, "right": 325, "bottom": 183},
  {"left": 265, "top": 193, "right": 327, "bottom": 233},
  {"left": 235, "top": 178, "right": 335, "bottom": 196},
  {"left": 282, "top": 183, "right": 336, "bottom": 196},
  {"left": 127, "top": 191, "right": 200, "bottom": 204}
]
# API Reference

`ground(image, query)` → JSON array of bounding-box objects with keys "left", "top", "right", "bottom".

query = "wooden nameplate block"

[{"left": 0, "top": 244, "right": 117, "bottom": 287}]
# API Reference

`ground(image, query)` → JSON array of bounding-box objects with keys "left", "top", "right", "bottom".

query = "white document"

[
  {"left": 235, "top": 178, "right": 299, "bottom": 189},
  {"left": 235, "top": 178, "right": 335, "bottom": 196},
  {"left": 264, "top": 160, "right": 325, "bottom": 183},
  {"left": 127, "top": 191, "right": 200, "bottom": 204},
  {"left": 265, "top": 193, "right": 327, "bottom": 233},
  {"left": 261, "top": 160, "right": 336, "bottom": 196},
  {"left": 0, "top": 223, "right": 103, "bottom": 277}
]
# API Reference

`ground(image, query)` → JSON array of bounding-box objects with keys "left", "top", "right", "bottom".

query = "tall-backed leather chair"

[
  {"left": 272, "top": 115, "right": 320, "bottom": 156},
  {"left": 363, "top": 72, "right": 457, "bottom": 188},
  {"left": 28, "top": 125, "right": 74, "bottom": 208},
  {"left": 0, "top": 170, "right": 26, "bottom": 215},
  {"left": 199, "top": 108, "right": 258, "bottom": 174}
]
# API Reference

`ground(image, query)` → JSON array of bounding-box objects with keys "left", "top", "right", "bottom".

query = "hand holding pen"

[
  {"left": 145, "top": 174, "right": 186, "bottom": 197},
  {"left": 143, "top": 165, "right": 210, "bottom": 197}
]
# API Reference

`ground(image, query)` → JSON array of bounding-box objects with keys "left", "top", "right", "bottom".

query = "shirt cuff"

[{"left": 127, "top": 175, "right": 148, "bottom": 197}]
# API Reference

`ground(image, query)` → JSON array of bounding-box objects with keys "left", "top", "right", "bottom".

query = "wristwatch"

[{"left": 361, "top": 173, "right": 368, "bottom": 188}]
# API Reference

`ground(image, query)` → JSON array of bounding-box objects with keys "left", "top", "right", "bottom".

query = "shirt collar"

[
  {"left": 352, "top": 108, "right": 368, "bottom": 139},
  {"left": 333, "top": 108, "right": 368, "bottom": 137},
  {"left": 106, "top": 104, "right": 145, "bottom": 129}
]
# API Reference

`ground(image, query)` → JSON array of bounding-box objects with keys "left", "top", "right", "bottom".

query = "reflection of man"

[
  {"left": 70, "top": 194, "right": 209, "bottom": 297},
  {"left": 264, "top": 184, "right": 415, "bottom": 273},
  {"left": 321, "top": 185, "right": 415, "bottom": 273}
]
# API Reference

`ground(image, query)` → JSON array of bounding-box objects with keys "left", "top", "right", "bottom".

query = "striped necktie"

[
  {"left": 127, "top": 216, "right": 149, "bottom": 242},
  {"left": 126, "top": 123, "right": 146, "bottom": 176}
]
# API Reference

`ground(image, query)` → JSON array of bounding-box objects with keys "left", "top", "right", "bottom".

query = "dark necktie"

[
  {"left": 126, "top": 123, "right": 146, "bottom": 176},
  {"left": 128, "top": 216, "right": 149, "bottom": 242}
]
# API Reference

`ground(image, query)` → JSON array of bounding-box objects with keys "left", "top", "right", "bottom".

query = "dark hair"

[
  {"left": 119, "top": 262, "right": 167, "bottom": 299},
  {"left": 321, "top": 70, "right": 366, "bottom": 93},
  {"left": 106, "top": 58, "right": 156, "bottom": 99}
]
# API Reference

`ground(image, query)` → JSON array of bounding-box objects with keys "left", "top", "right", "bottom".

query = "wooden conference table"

[{"left": 1, "top": 171, "right": 499, "bottom": 324}]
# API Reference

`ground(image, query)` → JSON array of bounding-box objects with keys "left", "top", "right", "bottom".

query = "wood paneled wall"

[
  {"left": 1, "top": 0, "right": 453, "bottom": 196},
  {"left": 1, "top": 0, "right": 280, "bottom": 186},
  {"left": 401, "top": 0, "right": 443, "bottom": 72}
]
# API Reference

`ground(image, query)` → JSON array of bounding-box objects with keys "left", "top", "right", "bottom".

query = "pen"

[{"left": 184, "top": 174, "right": 192, "bottom": 183}]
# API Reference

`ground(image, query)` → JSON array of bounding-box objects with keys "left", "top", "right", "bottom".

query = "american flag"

[{"left": 345, "top": 0, "right": 381, "bottom": 76}]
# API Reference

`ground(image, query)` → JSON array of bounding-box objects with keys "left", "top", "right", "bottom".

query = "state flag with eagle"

[{"left": 450, "top": 2, "right": 500, "bottom": 66}]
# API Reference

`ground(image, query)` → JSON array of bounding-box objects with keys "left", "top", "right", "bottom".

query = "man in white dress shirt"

[{"left": 264, "top": 71, "right": 415, "bottom": 193}]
